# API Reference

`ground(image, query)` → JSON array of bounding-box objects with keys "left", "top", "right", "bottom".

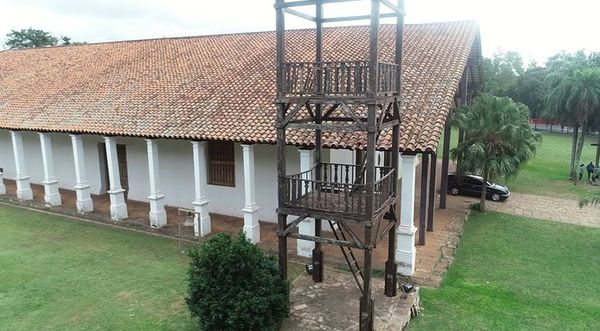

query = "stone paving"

[
  {"left": 486, "top": 192, "right": 600, "bottom": 228},
  {"left": 280, "top": 193, "right": 471, "bottom": 330},
  {"left": 282, "top": 271, "right": 419, "bottom": 331},
  {"left": 413, "top": 197, "right": 470, "bottom": 287}
]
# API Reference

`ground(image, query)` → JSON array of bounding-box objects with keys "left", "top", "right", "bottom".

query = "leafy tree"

[
  {"left": 4, "top": 28, "right": 78, "bottom": 49},
  {"left": 547, "top": 67, "right": 600, "bottom": 184},
  {"left": 452, "top": 95, "right": 540, "bottom": 211},
  {"left": 543, "top": 51, "right": 589, "bottom": 125},
  {"left": 512, "top": 64, "right": 547, "bottom": 123},
  {"left": 588, "top": 109, "right": 600, "bottom": 165},
  {"left": 5, "top": 28, "right": 58, "bottom": 49},
  {"left": 186, "top": 233, "right": 289, "bottom": 331},
  {"left": 543, "top": 51, "right": 599, "bottom": 179},
  {"left": 483, "top": 51, "right": 525, "bottom": 97}
]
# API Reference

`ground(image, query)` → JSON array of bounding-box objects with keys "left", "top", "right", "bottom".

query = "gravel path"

[{"left": 486, "top": 192, "right": 600, "bottom": 228}]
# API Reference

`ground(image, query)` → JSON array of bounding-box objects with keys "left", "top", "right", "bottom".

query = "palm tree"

[
  {"left": 579, "top": 191, "right": 600, "bottom": 208},
  {"left": 452, "top": 95, "right": 540, "bottom": 211},
  {"left": 544, "top": 52, "right": 588, "bottom": 179},
  {"left": 546, "top": 67, "right": 600, "bottom": 183}
]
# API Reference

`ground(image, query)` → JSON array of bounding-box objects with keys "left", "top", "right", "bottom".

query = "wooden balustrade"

[
  {"left": 377, "top": 62, "right": 398, "bottom": 95},
  {"left": 283, "top": 61, "right": 398, "bottom": 97},
  {"left": 282, "top": 162, "right": 395, "bottom": 217},
  {"left": 373, "top": 168, "right": 395, "bottom": 214}
]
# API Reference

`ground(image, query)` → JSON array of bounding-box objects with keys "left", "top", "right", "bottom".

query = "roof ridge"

[{"left": 1, "top": 20, "right": 478, "bottom": 53}]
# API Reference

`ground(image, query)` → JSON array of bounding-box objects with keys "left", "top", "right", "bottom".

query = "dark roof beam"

[
  {"left": 322, "top": 12, "right": 396, "bottom": 23},
  {"left": 275, "top": 0, "right": 360, "bottom": 9},
  {"left": 283, "top": 8, "right": 316, "bottom": 22},
  {"left": 379, "top": 0, "right": 405, "bottom": 15}
]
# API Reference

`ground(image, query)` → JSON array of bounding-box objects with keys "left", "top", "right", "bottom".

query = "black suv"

[{"left": 447, "top": 174, "right": 510, "bottom": 201}]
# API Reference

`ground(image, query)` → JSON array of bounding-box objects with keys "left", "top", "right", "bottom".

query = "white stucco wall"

[
  {"left": 120, "top": 138, "right": 303, "bottom": 222},
  {"left": 328, "top": 148, "right": 388, "bottom": 167},
  {"left": 329, "top": 148, "right": 355, "bottom": 165},
  {"left": 0, "top": 130, "right": 16, "bottom": 177},
  {"left": 20, "top": 131, "right": 44, "bottom": 184},
  {"left": 0, "top": 130, "right": 104, "bottom": 194}
]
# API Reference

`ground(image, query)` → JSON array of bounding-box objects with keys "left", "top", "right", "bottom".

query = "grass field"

[
  {"left": 0, "top": 205, "right": 303, "bottom": 330},
  {"left": 409, "top": 211, "right": 600, "bottom": 330},
  {"left": 501, "top": 132, "right": 600, "bottom": 199},
  {"left": 438, "top": 128, "right": 600, "bottom": 200}
]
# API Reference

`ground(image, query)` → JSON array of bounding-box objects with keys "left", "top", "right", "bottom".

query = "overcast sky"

[{"left": 0, "top": 0, "right": 598, "bottom": 64}]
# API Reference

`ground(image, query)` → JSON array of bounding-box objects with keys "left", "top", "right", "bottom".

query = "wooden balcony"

[
  {"left": 282, "top": 61, "right": 398, "bottom": 98},
  {"left": 280, "top": 162, "right": 396, "bottom": 221}
]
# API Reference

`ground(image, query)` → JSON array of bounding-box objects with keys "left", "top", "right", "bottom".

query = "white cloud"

[{"left": 0, "top": 0, "right": 598, "bottom": 63}]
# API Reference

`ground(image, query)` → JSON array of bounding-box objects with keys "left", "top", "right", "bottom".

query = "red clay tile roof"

[{"left": 0, "top": 21, "right": 481, "bottom": 152}]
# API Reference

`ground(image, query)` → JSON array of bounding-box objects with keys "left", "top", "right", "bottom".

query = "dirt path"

[{"left": 486, "top": 192, "right": 600, "bottom": 228}]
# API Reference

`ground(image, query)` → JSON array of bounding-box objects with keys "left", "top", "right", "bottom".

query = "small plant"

[
  {"left": 186, "top": 233, "right": 289, "bottom": 331},
  {"left": 469, "top": 202, "right": 482, "bottom": 212}
]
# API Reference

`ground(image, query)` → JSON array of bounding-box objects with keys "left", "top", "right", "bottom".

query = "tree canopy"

[
  {"left": 482, "top": 51, "right": 525, "bottom": 97},
  {"left": 547, "top": 66, "right": 600, "bottom": 182},
  {"left": 452, "top": 94, "right": 540, "bottom": 211},
  {"left": 512, "top": 64, "right": 547, "bottom": 121},
  {"left": 483, "top": 50, "right": 600, "bottom": 179},
  {"left": 4, "top": 28, "right": 77, "bottom": 49}
]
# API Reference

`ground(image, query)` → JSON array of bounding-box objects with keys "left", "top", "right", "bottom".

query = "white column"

[
  {"left": 0, "top": 167, "right": 6, "bottom": 195},
  {"left": 297, "top": 148, "right": 315, "bottom": 257},
  {"left": 70, "top": 134, "right": 93, "bottom": 213},
  {"left": 104, "top": 136, "right": 128, "bottom": 221},
  {"left": 10, "top": 131, "right": 33, "bottom": 200},
  {"left": 191, "top": 141, "right": 211, "bottom": 237},
  {"left": 241, "top": 144, "right": 260, "bottom": 244},
  {"left": 397, "top": 154, "right": 418, "bottom": 276},
  {"left": 38, "top": 133, "right": 62, "bottom": 206},
  {"left": 146, "top": 139, "right": 167, "bottom": 227}
]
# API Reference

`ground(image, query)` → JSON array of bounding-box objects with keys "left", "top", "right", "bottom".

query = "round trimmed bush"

[{"left": 186, "top": 233, "right": 289, "bottom": 330}]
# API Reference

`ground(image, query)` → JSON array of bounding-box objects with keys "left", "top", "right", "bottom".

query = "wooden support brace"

[
  {"left": 280, "top": 98, "right": 310, "bottom": 127},
  {"left": 288, "top": 232, "right": 364, "bottom": 249},
  {"left": 439, "top": 123, "right": 452, "bottom": 209},
  {"left": 323, "top": 12, "right": 396, "bottom": 23},
  {"left": 279, "top": 215, "right": 309, "bottom": 237},
  {"left": 427, "top": 152, "right": 437, "bottom": 231},
  {"left": 283, "top": 8, "right": 316, "bottom": 22},
  {"left": 418, "top": 153, "right": 429, "bottom": 245}
]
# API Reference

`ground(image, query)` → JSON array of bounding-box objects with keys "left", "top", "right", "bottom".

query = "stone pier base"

[{"left": 282, "top": 271, "right": 420, "bottom": 330}]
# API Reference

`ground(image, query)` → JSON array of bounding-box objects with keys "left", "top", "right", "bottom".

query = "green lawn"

[
  {"left": 410, "top": 212, "right": 600, "bottom": 330},
  {"left": 438, "top": 128, "right": 600, "bottom": 200},
  {"left": 0, "top": 205, "right": 304, "bottom": 330},
  {"left": 501, "top": 132, "right": 600, "bottom": 199}
]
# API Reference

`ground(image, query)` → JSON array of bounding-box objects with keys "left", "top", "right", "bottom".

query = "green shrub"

[
  {"left": 469, "top": 202, "right": 482, "bottom": 212},
  {"left": 186, "top": 233, "right": 289, "bottom": 330}
]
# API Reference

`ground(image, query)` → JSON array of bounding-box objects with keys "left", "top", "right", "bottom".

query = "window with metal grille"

[{"left": 208, "top": 141, "right": 235, "bottom": 187}]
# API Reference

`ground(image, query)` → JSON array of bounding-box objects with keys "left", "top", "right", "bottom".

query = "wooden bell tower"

[{"left": 274, "top": 1, "right": 405, "bottom": 329}]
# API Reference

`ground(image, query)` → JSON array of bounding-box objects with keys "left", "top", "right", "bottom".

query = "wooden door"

[{"left": 116, "top": 144, "right": 129, "bottom": 198}]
